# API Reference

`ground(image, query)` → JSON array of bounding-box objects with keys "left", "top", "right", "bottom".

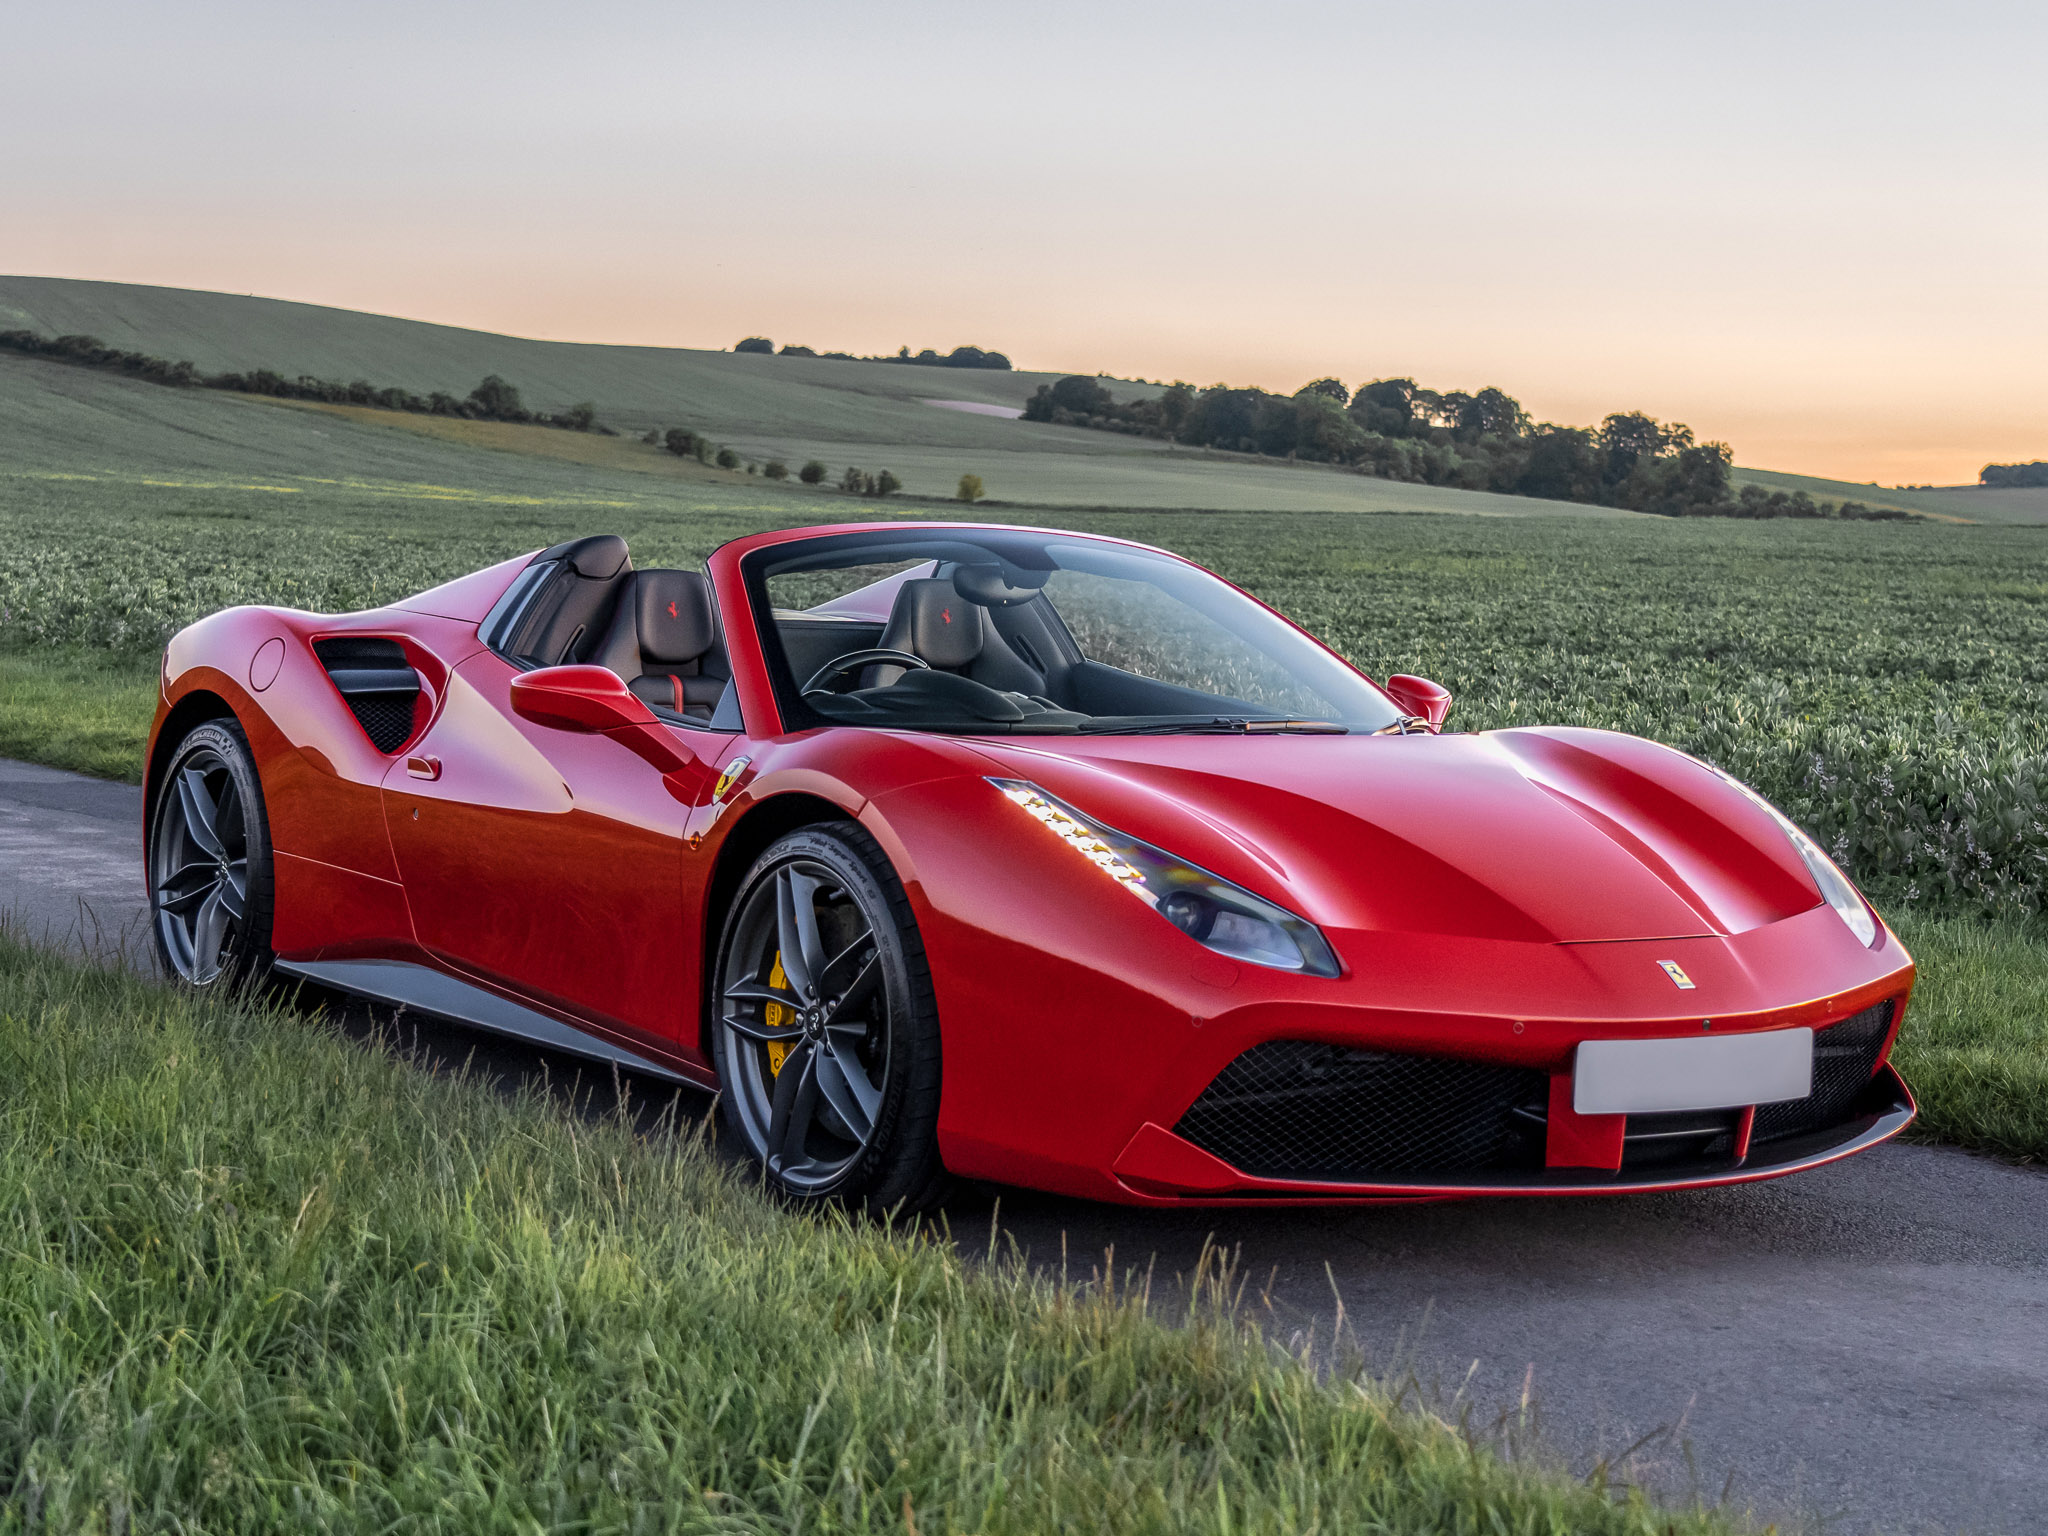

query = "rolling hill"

[
  {"left": 0, "top": 276, "right": 1614, "bottom": 517},
  {"left": 7, "top": 275, "right": 2044, "bottom": 522}
]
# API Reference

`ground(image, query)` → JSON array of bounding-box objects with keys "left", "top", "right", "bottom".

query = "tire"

[
  {"left": 148, "top": 717, "right": 277, "bottom": 988},
  {"left": 710, "top": 823, "right": 947, "bottom": 1214}
]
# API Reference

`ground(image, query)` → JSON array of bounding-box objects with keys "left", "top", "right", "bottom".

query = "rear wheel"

[
  {"left": 711, "top": 824, "right": 946, "bottom": 1213},
  {"left": 149, "top": 718, "right": 276, "bottom": 987}
]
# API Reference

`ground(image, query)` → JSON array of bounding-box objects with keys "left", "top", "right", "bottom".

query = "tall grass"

[
  {"left": 0, "top": 936, "right": 1739, "bottom": 1532},
  {"left": 1888, "top": 909, "right": 2048, "bottom": 1159}
]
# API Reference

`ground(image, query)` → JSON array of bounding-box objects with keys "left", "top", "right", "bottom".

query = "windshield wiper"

[{"left": 1079, "top": 716, "right": 1350, "bottom": 736}]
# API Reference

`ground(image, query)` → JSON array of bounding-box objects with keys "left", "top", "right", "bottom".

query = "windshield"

[{"left": 743, "top": 528, "right": 1406, "bottom": 735}]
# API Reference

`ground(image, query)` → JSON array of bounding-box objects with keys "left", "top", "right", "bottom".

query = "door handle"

[{"left": 407, "top": 754, "right": 442, "bottom": 781}]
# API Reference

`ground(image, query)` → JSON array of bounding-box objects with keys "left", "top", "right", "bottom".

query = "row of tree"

[
  {"left": 734, "top": 338, "right": 1012, "bottom": 370},
  {"left": 1022, "top": 373, "right": 1909, "bottom": 519},
  {"left": 649, "top": 426, "right": 909, "bottom": 496},
  {"left": 1982, "top": 461, "right": 2048, "bottom": 488},
  {"left": 0, "top": 330, "right": 610, "bottom": 433}
]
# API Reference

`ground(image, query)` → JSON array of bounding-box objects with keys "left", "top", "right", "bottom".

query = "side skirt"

[{"left": 274, "top": 957, "right": 695, "bottom": 1085}]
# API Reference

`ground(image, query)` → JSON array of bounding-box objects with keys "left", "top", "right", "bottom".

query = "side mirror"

[
  {"left": 1384, "top": 674, "right": 1452, "bottom": 731},
  {"left": 509, "top": 665, "right": 708, "bottom": 792},
  {"left": 510, "top": 665, "right": 657, "bottom": 733}
]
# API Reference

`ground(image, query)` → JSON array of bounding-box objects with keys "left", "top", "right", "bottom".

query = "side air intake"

[{"left": 313, "top": 637, "right": 421, "bottom": 753}]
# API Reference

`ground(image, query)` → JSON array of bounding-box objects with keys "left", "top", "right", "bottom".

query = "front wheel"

[
  {"left": 149, "top": 717, "right": 276, "bottom": 987},
  {"left": 711, "top": 824, "right": 947, "bottom": 1213}
]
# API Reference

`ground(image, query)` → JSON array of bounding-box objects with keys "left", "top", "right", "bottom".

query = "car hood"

[{"left": 961, "top": 727, "right": 1824, "bottom": 944}]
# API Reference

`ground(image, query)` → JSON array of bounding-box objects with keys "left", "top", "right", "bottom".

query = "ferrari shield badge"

[
  {"left": 712, "top": 755, "right": 751, "bottom": 804},
  {"left": 1657, "top": 959, "right": 1696, "bottom": 990}
]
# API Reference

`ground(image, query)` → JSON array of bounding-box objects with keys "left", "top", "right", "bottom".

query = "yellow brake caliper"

[{"left": 764, "top": 951, "right": 792, "bottom": 1076}]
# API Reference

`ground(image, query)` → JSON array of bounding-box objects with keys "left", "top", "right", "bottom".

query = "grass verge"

[
  {"left": 1889, "top": 908, "right": 2048, "bottom": 1161},
  {"left": 0, "top": 644, "right": 155, "bottom": 781},
  {"left": 0, "top": 934, "right": 1739, "bottom": 1533}
]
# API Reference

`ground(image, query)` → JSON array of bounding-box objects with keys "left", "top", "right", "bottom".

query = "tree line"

[
  {"left": 1023, "top": 373, "right": 1912, "bottom": 520},
  {"left": 648, "top": 427, "right": 907, "bottom": 497},
  {"left": 1982, "top": 461, "right": 2048, "bottom": 488},
  {"left": 0, "top": 330, "right": 610, "bottom": 432},
  {"left": 734, "top": 338, "right": 1011, "bottom": 370}
]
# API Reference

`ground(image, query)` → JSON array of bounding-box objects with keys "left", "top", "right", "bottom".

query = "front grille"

[
  {"left": 1751, "top": 999, "right": 1896, "bottom": 1146},
  {"left": 1174, "top": 1042, "right": 1548, "bottom": 1181}
]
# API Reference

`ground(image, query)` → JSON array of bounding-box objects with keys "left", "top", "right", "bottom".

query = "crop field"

[{"left": 3, "top": 343, "right": 2047, "bottom": 1164}]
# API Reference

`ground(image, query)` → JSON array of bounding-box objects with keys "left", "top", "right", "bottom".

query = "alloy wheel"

[
  {"left": 151, "top": 749, "right": 252, "bottom": 984},
  {"left": 717, "top": 858, "right": 890, "bottom": 1193}
]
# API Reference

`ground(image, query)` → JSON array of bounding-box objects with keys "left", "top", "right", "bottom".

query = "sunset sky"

[{"left": 6, "top": 0, "right": 2044, "bottom": 484}]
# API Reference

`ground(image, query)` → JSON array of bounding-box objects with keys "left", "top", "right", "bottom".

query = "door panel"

[{"left": 384, "top": 649, "right": 731, "bottom": 1054}]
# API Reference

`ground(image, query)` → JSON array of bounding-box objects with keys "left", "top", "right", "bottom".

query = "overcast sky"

[{"left": 6, "top": 0, "right": 2044, "bottom": 482}]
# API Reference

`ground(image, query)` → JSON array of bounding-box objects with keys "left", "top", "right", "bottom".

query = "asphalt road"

[{"left": 5, "top": 756, "right": 2043, "bottom": 1536}]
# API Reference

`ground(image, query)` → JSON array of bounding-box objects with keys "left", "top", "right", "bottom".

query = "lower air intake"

[
  {"left": 1174, "top": 1042, "right": 1548, "bottom": 1181},
  {"left": 1751, "top": 999, "right": 1896, "bottom": 1147}
]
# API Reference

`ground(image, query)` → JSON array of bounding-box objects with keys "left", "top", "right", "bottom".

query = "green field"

[
  {"left": 1729, "top": 466, "right": 2048, "bottom": 526},
  {"left": 0, "top": 276, "right": 1695, "bottom": 518},
  {"left": 13, "top": 274, "right": 2048, "bottom": 524},
  {"left": 4, "top": 281, "right": 2047, "bottom": 1529}
]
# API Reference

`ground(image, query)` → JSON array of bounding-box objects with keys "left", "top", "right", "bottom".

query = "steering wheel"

[{"left": 802, "top": 648, "right": 930, "bottom": 694}]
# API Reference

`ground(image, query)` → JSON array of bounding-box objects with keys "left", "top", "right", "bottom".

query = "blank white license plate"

[{"left": 1574, "top": 1028, "right": 1813, "bottom": 1115}]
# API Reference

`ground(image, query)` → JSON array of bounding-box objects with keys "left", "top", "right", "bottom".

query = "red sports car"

[{"left": 146, "top": 522, "right": 1914, "bottom": 1209}]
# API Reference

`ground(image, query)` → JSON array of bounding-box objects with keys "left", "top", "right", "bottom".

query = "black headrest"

[
  {"left": 635, "top": 569, "right": 716, "bottom": 663},
  {"left": 886, "top": 578, "right": 984, "bottom": 670},
  {"left": 952, "top": 562, "right": 1048, "bottom": 607},
  {"left": 535, "top": 533, "right": 630, "bottom": 580}
]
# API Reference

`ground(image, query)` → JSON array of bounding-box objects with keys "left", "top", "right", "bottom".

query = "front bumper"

[{"left": 1108, "top": 1061, "right": 1914, "bottom": 1204}]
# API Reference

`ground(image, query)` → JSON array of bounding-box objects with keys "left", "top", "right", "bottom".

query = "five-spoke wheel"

[
  {"left": 712, "top": 825, "right": 945, "bottom": 1210},
  {"left": 150, "top": 719, "right": 274, "bottom": 986}
]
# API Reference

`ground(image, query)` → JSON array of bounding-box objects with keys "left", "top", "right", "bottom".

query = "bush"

[
  {"left": 776, "top": 344, "right": 816, "bottom": 357},
  {"left": 663, "top": 428, "right": 696, "bottom": 457},
  {"left": 874, "top": 469, "right": 902, "bottom": 497},
  {"left": 763, "top": 460, "right": 789, "bottom": 480},
  {"left": 956, "top": 473, "right": 985, "bottom": 503},
  {"left": 798, "top": 460, "right": 826, "bottom": 485},
  {"left": 715, "top": 446, "right": 740, "bottom": 470},
  {"left": 840, "top": 466, "right": 867, "bottom": 493},
  {"left": 733, "top": 337, "right": 773, "bottom": 355},
  {"left": 467, "top": 375, "right": 528, "bottom": 421}
]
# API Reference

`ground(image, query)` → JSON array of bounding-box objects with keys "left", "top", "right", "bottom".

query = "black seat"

[
  {"left": 594, "top": 569, "right": 728, "bottom": 718},
  {"left": 861, "top": 579, "right": 985, "bottom": 688},
  {"left": 497, "top": 535, "right": 633, "bottom": 668}
]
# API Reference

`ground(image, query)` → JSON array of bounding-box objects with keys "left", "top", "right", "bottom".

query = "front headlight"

[
  {"left": 1704, "top": 765, "right": 1879, "bottom": 947},
  {"left": 989, "top": 778, "right": 1341, "bottom": 976}
]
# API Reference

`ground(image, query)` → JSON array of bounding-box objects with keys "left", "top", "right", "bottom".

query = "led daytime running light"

[
  {"left": 990, "top": 778, "right": 1341, "bottom": 976},
  {"left": 996, "top": 782, "right": 1150, "bottom": 894}
]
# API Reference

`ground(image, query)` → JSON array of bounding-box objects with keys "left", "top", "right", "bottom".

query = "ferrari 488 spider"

[{"left": 146, "top": 522, "right": 1914, "bottom": 1209}]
